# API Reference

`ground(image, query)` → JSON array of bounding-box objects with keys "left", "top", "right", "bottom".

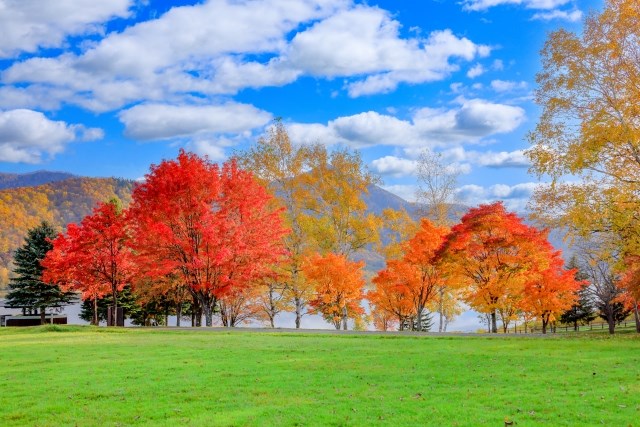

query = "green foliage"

[
  {"left": 79, "top": 286, "right": 141, "bottom": 325},
  {"left": 560, "top": 257, "right": 596, "bottom": 328},
  {"left": 5, "top": 221, "right": 75, "bottom": 317}
]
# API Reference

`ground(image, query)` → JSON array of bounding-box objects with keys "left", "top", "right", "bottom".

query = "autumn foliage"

[
  {"left": 303, "top": 253, "right": 365, "bottom": 330},
  {"left": 370, "top": 219, "right": 450, "bottom": 331},
  {"left": 42, "top": 200, "right": 134, "bottom": 325},
  {"left": 127, "top": 150, "right": 288, "bottom": 327}
]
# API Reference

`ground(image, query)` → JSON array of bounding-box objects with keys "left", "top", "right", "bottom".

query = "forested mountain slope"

[{"left": 0, "top": 176, "right": 134, "bottom": 286}]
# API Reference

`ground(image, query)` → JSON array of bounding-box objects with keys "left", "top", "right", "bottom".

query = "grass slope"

[{"left": 0, "top": 327, "right": 638, "bottom": 426}]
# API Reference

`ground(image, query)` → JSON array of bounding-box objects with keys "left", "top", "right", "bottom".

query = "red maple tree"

[
  {"left": 442, "top": 202, "right": 549, "bottom": 333},
  {"left": 128, "top": 150, "right": 288, "bottom": 327},
  {"left": 42, "top": 200, "right": 134, "bottom": 325}
]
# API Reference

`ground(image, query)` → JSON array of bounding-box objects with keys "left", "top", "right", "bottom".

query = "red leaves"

[
  {"left": 127, "top": 150, "right": 288, "bottom": 323},
  {"left": 42, "top": 200, "right": 133, "bottom": 303}
]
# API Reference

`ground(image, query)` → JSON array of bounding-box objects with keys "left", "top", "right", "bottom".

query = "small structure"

[{"left": 2, "top": 314, "right": 68, "bottom": 327}]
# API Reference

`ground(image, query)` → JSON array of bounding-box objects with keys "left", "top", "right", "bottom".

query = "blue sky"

[{"left": 0, "top": 0, "right": 602, "bottom": 210}]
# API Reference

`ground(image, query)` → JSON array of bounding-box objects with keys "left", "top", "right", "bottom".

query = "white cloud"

[
  {"left": 477, "top": 150, "right": 530, "bottom": 167},
  {"left": 1, "top": 1, "right": 490, "bottom": 110},
  {"left": 0, "top": 109, "right": 102, "bottom": 163},
  {"left": 467, "top": 63, "right": 485, "bottom": 79},
  {"left": 490, "top": 79, "right": 528, "bottom": 92},
  {"left": 289, "top": 98, "right": 525, "bottom": 149},
  {"left": 118, "top": 103, "right": 272, "bottom": 141},
  {"left": 455, "top": 182, "right": 541, "bottom": 212},
  {"left": 370, "top": 156, "right": 417, "bottom": 177},
  {"left": 0, "top": 0, "right": 132, "bottom": 58},
  {"left": 2, "top": 0, "right": 347, "bottom": 111},
  {"left": 531, "top": 9, "right": 582, "bottom": 22},
  {"left": 462, "top": 0, "right": 571, "bottom": 11},
  {"left": 441, "top": 147, "right": 530, "bottom": 168},
  {"left": 412, "top": 98, "right": 526, "bottom": 145},
  {"left": 341, "top": 26, "right": 491, "bottom": 97}
]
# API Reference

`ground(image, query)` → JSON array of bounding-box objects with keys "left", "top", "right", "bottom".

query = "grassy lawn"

[{"left": 0, "top": 327, "right": 638, "bottom": 426}]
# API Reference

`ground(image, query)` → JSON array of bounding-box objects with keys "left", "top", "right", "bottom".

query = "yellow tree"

[
  {"left": 527, "top": 0, "right": 640, "bottom": 257},
  {"left": 301, "top": 145, "right": 381, "bottom": 258},
  {"left": 237, "top": 123, "right": 381, "bottom": 327},
  {"left": 235, "top": 122, "right": 313, "bottom": 328}
]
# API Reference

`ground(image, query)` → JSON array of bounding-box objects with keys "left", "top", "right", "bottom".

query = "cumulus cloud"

[
  {"left": 531, "top": 9, "right": 582, "bottom": 22},
  {"left": 289, "top": 98, "right": 525, "bottom": 149},
  {"left": 467, "top": 63, "right": 485, "bottom": 79},
  {"left": 2, "top": 1, "right": 490, "bottom": 110},
  {"left": 455, "top": 182, "right": 540, "bottom": 212},
  {"left": 490, "top": 80, "right": 528, "bottom": 92},
  {"left": 441, "top": 147, "right": 530, "bottom": 168},
  {"left": 2, "top": 0, "right": 346, "bottom": 111},
  {"left": 0, "top": 0, "right": 132, "bottom": 58},
  {"left": 118, "top": 103, "right": 272, "bottom": 141},
  {"left": 462, "top": 0, "right": 571, "bottom": 11},
  {"left": 0, "top": 109, "right": 102, "bottom": 163},
  {"left": 370, "top": 156, "right": 418, "bottom": 177}
]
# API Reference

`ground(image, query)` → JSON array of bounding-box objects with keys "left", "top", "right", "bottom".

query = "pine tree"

[{"left": 5, "top": 222, "right": 75, "bottom": 324}]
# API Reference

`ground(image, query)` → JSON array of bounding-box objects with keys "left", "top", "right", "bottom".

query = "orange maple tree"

[
  {"left": 443, "top": 202, "right": 550, "bottom": 333},
  {"left": 519, "top": 248, "right": 581, "bottom": 333},
  {"left": 127, "top": 150, "right": 288, "bottom": 327},
  {"left": 370, "top": 219, "right": 450, "bottom": 331},
  {"left": 619, "top": 256, "right": 640, "bottom": 332},
  {"left": 303, "top": 252, "right": 365, "bottom": 330},
  {"left": 42, "top": 200, "right": 134, "bottom": 325}
]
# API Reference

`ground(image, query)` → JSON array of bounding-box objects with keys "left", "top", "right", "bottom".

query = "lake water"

[{"left": 0, "top": 299, "right": 481, "bottom": 331}]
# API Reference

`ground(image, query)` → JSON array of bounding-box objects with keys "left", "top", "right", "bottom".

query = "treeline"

[{"left": 8, "top": 124, "right": 637, "bottom": 334}]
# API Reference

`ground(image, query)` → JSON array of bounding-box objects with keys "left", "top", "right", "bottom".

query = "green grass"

[{"left": 0, "top": 327, "right": 638, "bottom": 426}]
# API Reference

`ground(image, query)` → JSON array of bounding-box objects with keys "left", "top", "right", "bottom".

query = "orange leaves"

[
  {"left": 519, "top": 251, "right": 582, "bottom": 333},
  {"left": 303, "top": 253, "right": 365, "bottom": 330},
  {"left": 370, "top": 218, "right": 451, "bottom": 331}
]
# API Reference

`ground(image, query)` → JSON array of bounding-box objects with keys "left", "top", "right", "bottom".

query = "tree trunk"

[
  {"left": 437, "top": 288, "right": 444, "bottom": 332},
  {"left": 295, "top": 297, "right": 302, "bottom": 329},
  {"left": 542, "top": 318, "right": 547, "bottom": 334},
  {"left": 40, "top": 307, "right": 46, "bottom": 325},
  {"left": 490, "top": 311, "right": 498, "bottom": 333},
  {"left": 607, "top": 309, "right": 615, "bottom": 334},
  {"left": 176, "top": 303, "right": 182, "bottom": 327},
  {"left": 634, "top": 300, "right": 640, "bottom": 333},
  {"left": 203, "top": 304, "right": 213, "bottom": 327},
  {"left": 573, "top": 320, "right": 578, "bottom": 331},
  {"left": 93, "top": 298, "right": 98, "bottom": 326},
  {"left": 269, "top": 316, "right": 275, "bottom": 328},
  {"left": 342, "top": 306, "right": 348, "bottom": 331}
]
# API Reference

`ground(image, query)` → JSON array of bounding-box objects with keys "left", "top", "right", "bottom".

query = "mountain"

[
  {"left": 0, "top": 171, "right": 76, "bottom": 190},
  {"left": 0, "top": 175, "right": 135, "bottom": 288}
]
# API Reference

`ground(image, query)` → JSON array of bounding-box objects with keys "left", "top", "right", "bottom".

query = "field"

[{"left": 0, "top": 327, "right": 638, "bottom": 426}]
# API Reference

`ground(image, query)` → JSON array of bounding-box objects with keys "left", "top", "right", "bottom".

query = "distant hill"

[
  {"left": 0, "top": 171, "right": 76, "bottom": 190},
  {"left": 0, "top": 175, "right": 135, "bottom": 287}
]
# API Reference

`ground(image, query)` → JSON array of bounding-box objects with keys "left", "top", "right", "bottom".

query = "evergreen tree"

[
  {"left": 5, "top": 222, "right": 75, "bottom": 324},
  {"left": 79, "top": 285, "right": 141, "bottom": 325},
  {"left": 560, "top": 256, "right": 596, "bottom": 330}
]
